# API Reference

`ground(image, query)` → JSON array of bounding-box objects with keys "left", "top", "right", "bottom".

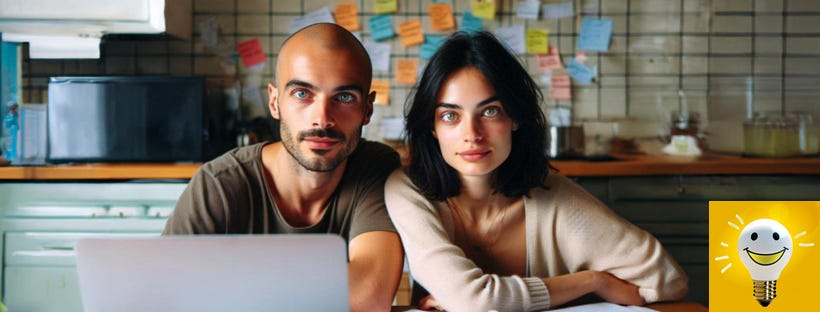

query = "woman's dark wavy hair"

[{"left": 404, "top": 31, "right": 549, "bottom": 201}]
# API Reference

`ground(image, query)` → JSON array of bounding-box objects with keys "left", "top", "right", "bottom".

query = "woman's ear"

[{"left": 432, "top": 130, "right": 438, "bottom": 139}]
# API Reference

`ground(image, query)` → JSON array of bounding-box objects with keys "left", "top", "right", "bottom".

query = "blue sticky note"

[
  {"left": 459, "top": 12, "right": 483, "bottom": 33},
  {"left": 420, "top": 35, "right": 446, "bottom": 60},
  {"left": 432, "top": 0, "right": 453, "bottom": 3},
  {"left": 566, "top": 59, "right": 595, "bottom": 84},
  {"left": 369, "top": 15, "right": 395, "bottom": 41},
  {"left": 577, "top": 17, "right": 613, "bottom": 52}
]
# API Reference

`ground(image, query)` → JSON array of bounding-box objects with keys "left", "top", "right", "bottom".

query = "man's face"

[{"left": 270, "top": 46, "right": 373, "bottom": 172}]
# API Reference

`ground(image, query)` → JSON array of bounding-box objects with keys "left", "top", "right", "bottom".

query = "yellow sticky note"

[
  {"left": 471, "top": 0, "right": 496, "bottom": 20},
  {"left": 395, "top": 59, "right": 419, "bottom": 85},
  {"left": 397, "top": 19, "right": 424, "bottom": 47},
  {"left": 371, "top": 79, "right": 391, "bottom": 105},
  {"left": 334, "top": 2, "right": 360, "bottom": 31},
  {"left": 429, "top": 3, "right": 455, "bottom": 31},
  {"left": 374, "top": 0, "right": 398, "bottom": 14},
  {"left": 526, "top": 29, "right": 549, "bottom": 54}
]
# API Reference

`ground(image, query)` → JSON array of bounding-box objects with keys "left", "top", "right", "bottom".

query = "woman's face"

[{"left": 432, "top": 66, "right": 515, "bottom": 178}]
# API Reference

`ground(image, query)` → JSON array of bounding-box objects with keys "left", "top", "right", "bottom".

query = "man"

[{"left": 164, "top": 23, "right": 404, "bottom": 312}]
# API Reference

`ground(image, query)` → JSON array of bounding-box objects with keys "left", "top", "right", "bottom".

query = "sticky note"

[
  {"left": 236, "top": 37, "right": 266, "bottom": 70},
  {"left": 471, "top": 0, "right": 496, "bottom": 20},
  {"left": 396, "top": 59, "right": 420, "bottom": 85},
  {"left": 494, "top": 24, "right": 526, "bottom": 55},
  {"left": 334, "top": 2, "right": 360, "bottom": 31},
  {"left": 371, "top": 79, "right": 391, "bottom": 105},
  {"left": 429, "top": 3, "right": 455, "bottom": 31},
  {"left": 433, "top": 0, "right": 453, "bottom": 3},
  {"left": 374, "top": 0, "right": 397, "bottom": 14},
  {"left": 566, "top": 59, "right": 595, "bottom": 84},
  {"left": 363, "top": 41, "right": 391, "bottom": 72},
  {"left": 460, "top": 12, "right": 484, "bottom": 33},
  {"left": 420, "top": 35, "right": 446, "bottom": 59},
  {"left": 288, "top": 6, "right": 335, "bottom": 34},
  {"left": 536, "top": 46, "right": 564, "bottom": 72},
  {"left": 526, "top": 29, "right": 549, "bottom": 54},
  {"left": 516, "top": 0, "right": 540, "bottom": 20},
  {"left": 542, "top": 1, "right": 574, "bottom": 19},
  {"left": 551, "top": 73, "right": 571, "bottom": 87},
  {"left": 398, "top": 19, "right": 424, "bottom": 47},
  {"left": 577, "top": 17, "right": 613, "bottom": 52},
  {"left": 199, "top": 18, "right": 219, "bottom": 47},
  {"left": 369, "top": 15, "right": 395, "bottom": 41}
]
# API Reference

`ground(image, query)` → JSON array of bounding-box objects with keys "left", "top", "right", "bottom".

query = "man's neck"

[{"left": 262, "top": 143, "right": 348, "bottom": 227}]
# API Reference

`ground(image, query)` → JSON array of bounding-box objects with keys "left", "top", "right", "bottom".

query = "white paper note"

[
  {"left": 542, "top": 1, "right": 574, "bottom": 19},
  {"left": 288, "top": 6, "right": 335, "bottom": 34},
  {"left": 363, "top": 40, "right": 392, "bottom": 72},
  {"left": 494, "top": 24, "right": 526, "bottom": 55},
  {"left": 516, "top": 0, "right": 540, "bottom": 20}
]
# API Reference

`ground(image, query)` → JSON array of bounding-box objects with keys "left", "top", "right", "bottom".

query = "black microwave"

[{"left": 47, "top": 76, "right": 207, "bottom": 163}]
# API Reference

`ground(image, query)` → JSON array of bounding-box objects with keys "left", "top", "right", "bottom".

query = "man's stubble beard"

[{"left": 279, "top": 118, "right": 362, "bottom": 173}]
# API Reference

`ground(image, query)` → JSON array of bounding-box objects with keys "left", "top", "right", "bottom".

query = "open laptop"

[{"left": 75, "top": 234, "right": 349, "bottom": 312}]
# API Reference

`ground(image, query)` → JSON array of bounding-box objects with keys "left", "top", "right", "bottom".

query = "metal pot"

[{"left": 548, "top": 125, "right": 585, "bottom": 159}]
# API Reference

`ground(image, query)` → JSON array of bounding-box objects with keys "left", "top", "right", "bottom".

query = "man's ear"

[
  {"left": 362, "top": 90, "right": 376, "bottom": 125},
  {"left": 268, "top": 83, "right": 280, "bottom": 120}
]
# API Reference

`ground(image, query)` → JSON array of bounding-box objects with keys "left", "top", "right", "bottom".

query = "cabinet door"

[{"left": 4, "top": 267, "right": 82, "bottom": 312}]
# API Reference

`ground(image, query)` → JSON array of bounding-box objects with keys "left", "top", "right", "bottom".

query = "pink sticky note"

[
  {"left": 550, "top": 87, "right": 572, "bottom": 100},
  {"left": 551, "top": 74, "right": 571, "bottom": 87},
  {"left": 237, "top": 38, "right": 266, "bottom": 68},
  {"left": 575, "top": 50, "right": 587, "bottom": 63}
]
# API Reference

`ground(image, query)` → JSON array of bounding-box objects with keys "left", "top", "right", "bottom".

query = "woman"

[{"left": 385, "top": 31, "right": 688, "bottom": 311}]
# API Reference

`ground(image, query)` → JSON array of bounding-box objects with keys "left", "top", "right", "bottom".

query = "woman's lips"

[{"left": 457, "top": 149, "right": 491, "bottom": 162}]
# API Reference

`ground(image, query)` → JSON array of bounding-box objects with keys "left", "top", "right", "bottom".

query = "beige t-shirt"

[
  {"left": 385, "top": 169, "right": 688, "bottom": 312},
  {"left": 164, "top": 140, "right": 401, "bottom": 241}
]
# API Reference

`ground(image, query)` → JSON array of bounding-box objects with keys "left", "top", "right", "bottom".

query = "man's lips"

[
  {"left": 303, "top": 137, "right": 340, "bottom": 149},
  {"left": 457, "top": 149, "right": 491, "bottom": 161}
]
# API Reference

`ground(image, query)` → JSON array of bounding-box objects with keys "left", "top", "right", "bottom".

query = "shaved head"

[{"left": 276, "top": 23, "right": 372, "bottom": 88}]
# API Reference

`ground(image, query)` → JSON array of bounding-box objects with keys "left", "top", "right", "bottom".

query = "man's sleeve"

[
  {"left": 347, "top": 143, "right": 402, "bottom": 240},
  {"left": 163, "top": 167, "right": 228, "bottom": 235}
]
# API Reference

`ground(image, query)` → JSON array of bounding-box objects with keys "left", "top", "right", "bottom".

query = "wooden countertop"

[{"left": 0, "top": 154, "right": 818, "bottom": 180}]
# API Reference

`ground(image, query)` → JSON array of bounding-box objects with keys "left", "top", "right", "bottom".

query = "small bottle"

[{"left": 2, "top": 101, "right": 20, "bottom": 162}]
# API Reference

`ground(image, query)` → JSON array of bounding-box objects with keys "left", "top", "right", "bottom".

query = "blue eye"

[
  {"left": 337, "top": 93, "right": 354, "bottom": 103},
  {"left": 294, "top": 90, "right": 309, "bottom": 99}
]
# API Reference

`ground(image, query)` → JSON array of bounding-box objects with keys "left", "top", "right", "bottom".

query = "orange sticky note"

[
  {"left": 471, "top": 0, "right": 496, "bottom": 20},
  {"left": 429, "top": 3, "right": 455, "bottom": 31},
  {"left": 537, "top": 47, "right": 564, "bottom": 72},
  {"left": 374, "top": 0, "right": 398, "bottom": 14},
  {"left": 334, "top": 2, "right": 360, "bottom": 31},
  {"left": 550, "top": 74, "right": 572, "bottom": 100},
  {"left": 371, "top": 79, "right": 391, "bottom": 105},
  {"left": 397, "top": 19, "right": 424, "bottom": 47},
  {"left": 395, "top": 59, "right": 419, "bottom": 85}
]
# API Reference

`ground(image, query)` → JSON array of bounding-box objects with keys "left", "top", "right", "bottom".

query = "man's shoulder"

[
  {"left": 200, "top": 142, "right": 267, "bottom": 177},
  {"left": 348, "top": 140, "right": 400, "bottom": 171}
]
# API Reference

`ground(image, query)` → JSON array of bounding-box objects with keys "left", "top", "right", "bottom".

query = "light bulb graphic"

[{"left": 737, "top": 218, "right": 792, "bottom": 307}]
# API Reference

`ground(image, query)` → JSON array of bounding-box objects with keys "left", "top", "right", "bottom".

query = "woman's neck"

[{"left": 452, "top": 175, "right": 516, "bottom": 219}]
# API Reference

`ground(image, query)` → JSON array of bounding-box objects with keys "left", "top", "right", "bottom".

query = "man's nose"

[{"left": 311, "top": 97, "right": 336, "bottom": 129}]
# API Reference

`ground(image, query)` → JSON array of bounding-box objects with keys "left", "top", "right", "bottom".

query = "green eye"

[
  {"left": 441, "top": 112, "right": 457, "bottom": 122},
  {"left": 484, "top": 107, "right": 499, "bottom": 117},
  {"left": 337, "top": 93, "right": 354, "bottom": 103},
  {"left": 294, "top": 90, "right": 309, "bottom": 99}
]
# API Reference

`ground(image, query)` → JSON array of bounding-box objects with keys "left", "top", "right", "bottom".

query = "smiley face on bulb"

[{"left": 737, "top": 219, "right": 793, "bottom": 281}]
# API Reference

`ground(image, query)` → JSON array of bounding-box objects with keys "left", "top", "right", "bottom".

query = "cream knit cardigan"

[{"left": 385, "top": 170, "right": 688, "bottom": 312}]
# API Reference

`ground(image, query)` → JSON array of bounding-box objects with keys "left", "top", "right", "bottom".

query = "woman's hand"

[
  {"left": 592, "top": 271, "right": 644, "bottom": 306},
  {"left": 418, "top": 295, "right": 444, "bottom": 311}
]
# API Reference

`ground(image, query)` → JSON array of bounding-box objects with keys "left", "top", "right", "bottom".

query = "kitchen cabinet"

[
  {"left": 0, "top": 182, "right": 186, "bottom": 312},
  {"left": 574, "top": 175, "right": 820, "bottom": 307}
]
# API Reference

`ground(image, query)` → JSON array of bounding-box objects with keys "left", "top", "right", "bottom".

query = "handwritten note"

[
  {"left": 542, "top": 1, "right": 575, "bottom": 20},
  {"left": 398, "top": 19, "right": 424, "bottom": 47},
  {"left": 549, "top": 74, "right": 572, "bottom": 100},
  {"left": 516, "top": 0, "right": 540, "bottom": 20},
  {"left": 577, "top": 17, "right": 613, "bottom": 52},
  {"left": 369, "top": 15, "right": 395, "bottom": 41},
  {"left": 566, "top": 59, "right": 595, "bottom": 84},
  {"left": 334, "top": 2, "right": 360, "bottom": 31},
  {"left": 288, "top": 6, "right": 335, "bottom": 34},
  {"left": 536, "top": 46, "right": 564, "bottom": 72},
  {"left": 374, "top": 0, "right": 397, "bottom": 14},
  {"left": 471, "top": 0, "right": 496, "bottom": 20},
  {"left": 363, "top": 41, "right": 391, "bottom": 72},
  {"left": 494, "top": 24, "right": 526, "bottom": 55},
  {"left": 199, "top": 18, "right": 219, "bottom": 47},
  {"left": 526, "top": 29, "right": 549, "bottom": 54},
  {"left": 236, "top": 37, "right": 266, "bottom": 71},
  {"left": 396, "top": 59, "right": 420, "bottom": 85},
  {"left": 460, "top": 12, "right": 484, "bottom": 33},
  {"left": 429, "top": 3, "right": 455, "bottom": 31},
  {"left": 371, "top": 79, "right": 391, "bottom": 105},
  {"left": 420, "top": 35, "right": 446, "bottom": 59}
]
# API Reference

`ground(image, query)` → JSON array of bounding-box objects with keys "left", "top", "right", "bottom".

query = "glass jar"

[
  {"left": 788, "top": 111, "right": 818, "bottom": 155},
  {"left": 743, "top": 111, "right": 801, "bottom": 157}
]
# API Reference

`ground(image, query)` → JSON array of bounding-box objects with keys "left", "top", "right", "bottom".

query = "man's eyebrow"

[
  {"left": 436, "top": 96, "right": 499, "bottom": 109},
  {"left": 284, "top": 80, "right": 317, "bottom": 90},
  {"left": 334, "top": 84, "right": 365, "bottom": 94}
]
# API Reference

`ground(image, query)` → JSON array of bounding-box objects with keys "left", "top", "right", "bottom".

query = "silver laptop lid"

[{"left": 75, "top": 234, "right": 349, "bottom": 312}]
